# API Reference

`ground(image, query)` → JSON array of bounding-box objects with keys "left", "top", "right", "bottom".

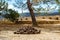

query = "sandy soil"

[
  {"left": 0, "top": 24, "right": 60, "bottom": 40},
  {"left": 0, "top": 30, "right": 60, "bottom": 40}
]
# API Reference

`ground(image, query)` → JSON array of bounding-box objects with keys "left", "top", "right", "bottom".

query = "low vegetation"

[{"left": 4, "top": 9, "right": 19, "bottom": 22}]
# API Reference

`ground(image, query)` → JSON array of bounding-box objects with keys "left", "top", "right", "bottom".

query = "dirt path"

[{"left": 0, "top": 30, "right": 60, "bottom": 40}]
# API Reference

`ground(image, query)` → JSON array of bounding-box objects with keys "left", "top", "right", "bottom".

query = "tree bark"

[{"left": 27, "top": 0, "right": 38, "bottom": 26}]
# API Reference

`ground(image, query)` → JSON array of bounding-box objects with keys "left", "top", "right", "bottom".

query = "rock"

[{"left": 14, "top": 26, "right": 41, "bottom": 34}]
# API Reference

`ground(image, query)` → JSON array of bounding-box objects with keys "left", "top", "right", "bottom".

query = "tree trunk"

[{"left": 27, "top": 0, "right": 38, "bottom": 26}]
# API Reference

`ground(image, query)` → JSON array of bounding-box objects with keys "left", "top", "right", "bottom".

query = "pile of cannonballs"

[{"left": 14, "top": 26, "right": 41, "bottom": 34}]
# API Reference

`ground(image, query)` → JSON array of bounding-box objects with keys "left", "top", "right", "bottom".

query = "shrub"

[
  {"left": 4, "top": 9, "right": 19, "bottom": 22},
  {"left": 49, "top": 17, "right": 52, "bottom": 19},
  {"left": 55, "top": 17, "right": 59, "bottom": 20},
  {"left": 42, "top": 17, "right": 45, "bottom": 19},
  {"left": 25, "top": 18, "right": 28, "bottom": 20}
]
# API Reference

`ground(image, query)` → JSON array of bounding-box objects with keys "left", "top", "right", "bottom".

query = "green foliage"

[
  {"left": 55, "top": 0, "right": 60, "bottom": 4},
  {"left": 0, "top": 0, "right": 8, "bottom": 11},
  {"left": 4, "top": 9, "right": 19, "bottom": 22},
  {"left": 58, "top": 9, "right": 60, "bottom": 13}
]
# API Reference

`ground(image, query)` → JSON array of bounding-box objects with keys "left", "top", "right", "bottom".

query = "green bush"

[{"left": 4, "top": 9, "right": 19, "bottom": 22}]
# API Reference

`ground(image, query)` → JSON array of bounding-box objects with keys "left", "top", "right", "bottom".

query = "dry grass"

[
  {"left": 16, "top": 20, "right": 60, "bottom": 24},
  {"left": 17, "top": 15, "right": 60, "bottom": 24}
]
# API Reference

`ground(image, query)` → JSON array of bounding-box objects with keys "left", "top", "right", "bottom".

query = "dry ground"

[
  {"left": 0, "top": 24, "right": 60, "bottom": 40},
  {"left": 0, "top": 16, "right": 60, "bottom": 40}
]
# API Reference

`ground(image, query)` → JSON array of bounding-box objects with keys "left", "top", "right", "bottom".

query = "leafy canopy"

[{"left": 0, "top": 0, "right": 8, "bottom": 11}]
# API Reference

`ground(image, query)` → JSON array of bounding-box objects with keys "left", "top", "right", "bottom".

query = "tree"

[
  {"left": 13, "top": 0, "right": 38, "bottom": 26},
  {"left": 55, "top": 0, "right": 60, "bottom": 13},
  {"left": 0, "top": 0, "right": 8, "bottom": 16},
  {"left": 0, "top": 13, "right": 1, "bottom": 15},
  {"left": 55, "top": 0, "right": 60, "bottom": 4},
  {"left": 0, "top": 0, "right": 8, "bottom": 11},
  {"left": 13, "top": 0, "right": 27, "bottom": 17},
  {"left": 0, "top": 0, "right": 20, "bottom": 22},
  {"left": 27, "top": 0, "right": 38, "bottom": 26},
  {"left": 4, "top": 9, "right": 19, "bottom": 22},
  {"left": 13, "top": 0, "right": 59, "bottom": 26}
]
